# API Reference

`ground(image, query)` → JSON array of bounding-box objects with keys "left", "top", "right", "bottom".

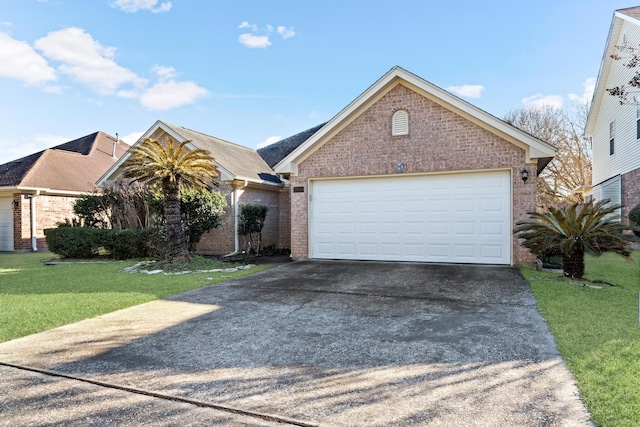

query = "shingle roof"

[
  {"left": 257, "top": 123, "right": 327, "bottom": 168},
  {"left": 0, "top": 132, "right": 129, "bottom": 192},
  {"left": 162, "top": 123, "right": 281, "bottom": 184},
  {"left": 618, "top": 6, "right": 640, "bottom": 20}
]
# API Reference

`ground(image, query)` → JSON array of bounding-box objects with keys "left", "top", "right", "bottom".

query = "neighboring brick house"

[
  {"left": 585, "top": 6, "right": 640, "bottom": 221},
  {"left": 98, "top": 120, "right": 290, "bottom": 256},
  {"left": 269, "top": 66, "right": 556, "bottom": 265},
  {"left": 0, "top": 132, "right": 129, "bottom": 251}
]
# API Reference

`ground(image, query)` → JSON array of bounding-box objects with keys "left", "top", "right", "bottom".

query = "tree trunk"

[
  {"left": 563, "top": 247, "right": 585, "bottom": 279},
  {"left": 163, "top": 178, "right": 191, "bottom": 262}
]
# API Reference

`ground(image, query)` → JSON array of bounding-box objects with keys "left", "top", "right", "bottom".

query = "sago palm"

[
  {"left": 123, "top": 137, "right": 217, "bottom": 262},
  {"left": 514, "top": 200, "right": 637, "bottom": 279}
]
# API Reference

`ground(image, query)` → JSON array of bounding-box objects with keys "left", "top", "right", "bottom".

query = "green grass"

[
  {"left": 0, "top": 252, "right": 274, "bottom": 343},
  {"left": 522, "top": 251, "right": 640, "bottom": 426}
]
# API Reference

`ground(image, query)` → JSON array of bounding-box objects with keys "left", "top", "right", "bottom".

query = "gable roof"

[
  {"left": 585, "top": 7, "right": 640, "bottom": 135},
  {"left": 274, "top": 66, "right": 556, "bottom": 176},
  {"left": 97, "top": 120, "right": 281, "bottom": 187},
  {"left": 257, "top": 123, "right": 327, "bottom": 168},
  {"left": 0, "top": 132, "right": 129, "bottom": 193}
]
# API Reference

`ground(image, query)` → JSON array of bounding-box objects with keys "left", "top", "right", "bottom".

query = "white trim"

[
  {"left": 586, "top": 12, "right": 626, "bottom": 136},
  {"left": 275, "top": 67, "right": 555, "bottom": 175}
]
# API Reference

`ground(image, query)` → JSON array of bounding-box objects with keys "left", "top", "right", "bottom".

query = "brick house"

[
  {"left": 0, "top": 132, "right": 129, "bottom": 251},
  {"left": 99, "top": 67, "right": 556, "bottom": 265},
  {"left": 585, "top": 6, "right": 640, "bottom": 221},
  {"left": 269, "top": 66, "right": 556, "bottom": 265},
  {"left": 98, "top": 120, "right": 290, "bottom": 256}
]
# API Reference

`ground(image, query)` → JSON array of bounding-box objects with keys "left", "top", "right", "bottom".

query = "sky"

[{"left": 0, "top": 0, "right": 636, "bottom": 165}]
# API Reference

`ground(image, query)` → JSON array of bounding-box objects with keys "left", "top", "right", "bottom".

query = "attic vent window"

[{"left": 392, "top": 110, "right": 409, "bottom": 136}]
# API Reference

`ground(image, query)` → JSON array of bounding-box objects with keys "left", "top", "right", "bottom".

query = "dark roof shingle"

[
  {"left": 0, "top": 132, "right": 129, "bottom": 191},
  {"left": 257, "top": 123, "right": 326, "bottom": 168}
]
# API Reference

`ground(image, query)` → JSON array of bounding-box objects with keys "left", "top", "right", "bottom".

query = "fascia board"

[
  {"left": 399, "top": 76, "right": 556, "bottom": 160},
  {"left": 276, "top": 66, "right": 555, "bottom": 173},
  {"left": 585, "top": 13, "right": 622, "bottom": 136},
  {"left": 274, "top": 69, "right": 402, "bottom": 174},
  {"left": 97, "top": 120, "right": 165, "bottom": 187},
  {"left": 96, "top": 120, "right": 194, "bottom": 187}
]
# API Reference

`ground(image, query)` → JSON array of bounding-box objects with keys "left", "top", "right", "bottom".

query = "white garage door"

[
  {"left": 310, "top": 171, "right": 511, "bottom": 264},
  {"left": 0, "top": 198, "right": 14, "bottom": 251}
]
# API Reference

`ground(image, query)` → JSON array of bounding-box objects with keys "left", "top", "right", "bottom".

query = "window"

[
  {"left": 609, "top": 120, "right": 615, "bottom": 155},
  {"left": 623, "top": 31, "right": 629, "bottom": 44},
  {"left": 392, "top": 110, "right": 409, "bottom": 136}
]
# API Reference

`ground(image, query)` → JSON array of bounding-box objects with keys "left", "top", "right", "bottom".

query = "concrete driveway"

[{"left": 0, "top": 261, "right": 592, "bottom": 426}]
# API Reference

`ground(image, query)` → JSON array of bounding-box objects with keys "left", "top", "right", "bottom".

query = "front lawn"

[
  {"left": 0, "top": 252, "right": 274, "bottom": 343},
  {"left": 522, "top": 251, "right": 640, "bottom": 426}
]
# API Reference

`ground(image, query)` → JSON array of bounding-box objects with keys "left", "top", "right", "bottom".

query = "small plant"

[
  {"left": 238, "top": 204, "right": 268, "bottom": 255},
  {"left": 630, "top": 203, "right": 640, "bottom": 237},
  {"left": 514, "top": 199, "right": 638, "bottom": 279}
]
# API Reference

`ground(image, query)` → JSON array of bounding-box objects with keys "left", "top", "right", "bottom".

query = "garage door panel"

[{"left": 310, "top": 171, "right": 511, "bottom": 264}]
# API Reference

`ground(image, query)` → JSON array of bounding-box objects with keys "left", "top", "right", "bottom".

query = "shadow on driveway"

[{"left": 0, "top": 261, "right": 592, "bottom": 426}]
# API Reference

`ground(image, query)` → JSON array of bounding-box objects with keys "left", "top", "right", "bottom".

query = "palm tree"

[
  {"left": 123, "top": 137, "right": 217, "bottom": 262},
  {"left": 514, "top": 200, "right": 638, "bottom": 279}
]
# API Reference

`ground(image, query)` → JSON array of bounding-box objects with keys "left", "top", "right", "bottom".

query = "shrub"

[
  {"left": 103, "top": 228, "right": 157, "bottom": 260},
  {"left": 630, "top": 203, "right": 640, "bottom": 237},
  {"left": 238, "top": 204, "right": 268, "bottom": 254},
  {"left": 44, "top": 227, "right": 106, "bottom": 258},
  {"left": 45, "top": 227, "right": 157, "bottom": 259}
]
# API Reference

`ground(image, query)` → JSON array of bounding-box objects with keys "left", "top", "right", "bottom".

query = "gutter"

[{"left": 223, "top": 180, "right": 248, "bottom": 257}]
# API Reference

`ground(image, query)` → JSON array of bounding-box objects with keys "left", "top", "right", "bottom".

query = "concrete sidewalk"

[{"left": 0, "top": 261, "right": 593, "bottom": 426}]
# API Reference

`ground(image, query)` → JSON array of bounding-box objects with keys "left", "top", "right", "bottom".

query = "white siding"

[
  {"left": 592, "top": 19, "right": 640, "bottom": 186},
  {"left": 592, "top": 176, "right": 622, "bottom": 221},
  {"left": 0, "top": 198, "right": 14, "bottom": 251}
]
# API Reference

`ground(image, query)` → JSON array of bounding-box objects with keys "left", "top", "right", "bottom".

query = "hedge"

[{"left": 44, "top": 227, "right": 158, "bottom": 259}]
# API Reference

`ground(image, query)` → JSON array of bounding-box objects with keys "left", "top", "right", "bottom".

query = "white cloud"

[
  {"left": 109, "top": 0, "right": 172, "bottom": 13},
  {"left": 0, "top": 32, "right": 56, "bottom": 85},
  {"left": 2, "top": 22, "right": 13, "bottom": 27},
  {"left": 522, "top": 93, "right": 564, "bottom": 109},
  {"left": 238, "top": 21, "right": 258, "bottom": 32},
  {"left": 0, "top": 27, "right": 209, "bottom": 112},
  {"left": 446, "top": 84, "right": 485, "bottom": 99},
  {"left": 568, "top": 77, "right": 596, "bottom": 104},
  {"left": 119, "top": 131, "right": 144, "bottom": 145},
  {"left": 239, "top": 33, "right": 271, "bottom": 49},
  {"left": 257, "top": 135, "right": 282, "bottom": 149},
  {"left": 277, "top": 26, "right": 295, "bottom": 39},
  {"left": 140, "top": 79, "right": 209, "bottom": 110},
  {"left": 0, "top": 134, "right": 70, "bottom": 164},
  {"left": 34, "top": 27, "right": 146, "bottom": 95}
]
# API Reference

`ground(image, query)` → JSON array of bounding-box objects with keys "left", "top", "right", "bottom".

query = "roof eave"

[
  {"left": 586, "top": 11, "right": 629, "bottom": 136},
  {"left": 275, "top": 66, "right": 556, "bottom": 174}
]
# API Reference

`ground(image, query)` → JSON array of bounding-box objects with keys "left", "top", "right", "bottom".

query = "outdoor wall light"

[
  {"left": 521, "top": 169, "right": 529, "bottom": 183},
  {"left": 11, "top": 200, "right": 18, "bottom": 209}
]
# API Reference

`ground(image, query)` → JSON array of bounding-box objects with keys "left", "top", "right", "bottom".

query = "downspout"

[
  {"left": 223, "top": 180, "right": 248, "bottom": 257},
  {"left": 30, "top": 191, "right": 39, "bottom": 252}
]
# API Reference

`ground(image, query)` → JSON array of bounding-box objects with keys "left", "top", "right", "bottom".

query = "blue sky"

[{"left": 0, "top": 0, "right": 635, "bottom": 165}]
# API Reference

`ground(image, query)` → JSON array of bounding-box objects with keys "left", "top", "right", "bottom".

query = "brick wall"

[
  {"left": 195, "top": 183, "right": 235, "bottom": 255},
  {"left": 195, "top": 183, "right": 287, "bottom": 255},
  {"left": 278, "top": 189, "right": 291, "bottom": 248},
  {"left": 622, "top": 167, "right": 640, "bottom": 220},
  {"left": 290, "top": 84, "right": 537, "bottom": 265},
  {"left": 13, "top": 193, "right": 78, "bottom": 251}
]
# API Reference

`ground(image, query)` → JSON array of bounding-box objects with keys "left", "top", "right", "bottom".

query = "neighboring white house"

[{"left": 586, "top": 6, "right": 640, "bottom": 220}]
